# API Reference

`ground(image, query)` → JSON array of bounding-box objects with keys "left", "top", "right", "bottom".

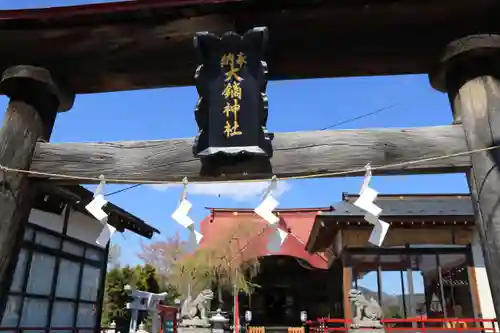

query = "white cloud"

[{"left": 148, "top": 181, "right": 291, "bottom": 202}]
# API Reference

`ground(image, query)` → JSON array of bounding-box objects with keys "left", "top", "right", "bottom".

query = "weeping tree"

[{"left": 168, "top": 219, "right": 264, "bottom": 305}]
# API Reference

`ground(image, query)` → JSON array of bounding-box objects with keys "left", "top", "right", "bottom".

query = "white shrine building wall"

[{"left": 0, "top": 204, "right": 109, "bottom": 333}]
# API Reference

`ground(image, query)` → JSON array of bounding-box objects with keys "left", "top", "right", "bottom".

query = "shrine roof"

[
  {"left": 306, "top": 193, "right": 474, "bottom": 253},
  {"left": 321, "top": 192, "right": 474, "bottom": 217},
  {"left": 39, "top": 184, "right": 160, "bottom": 239},
  {"left": 0, "top": 0, "right": 496, "bottom": 93},
  {"left": 200, "top": 208, "right": 330, "bottom": 269}
]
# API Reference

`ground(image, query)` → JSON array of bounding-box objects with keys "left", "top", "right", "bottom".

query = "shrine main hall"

[{"left": 201, "top": 193, "right": 494, "bottom": 327}]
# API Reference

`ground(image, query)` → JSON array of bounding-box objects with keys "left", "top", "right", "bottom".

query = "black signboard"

[{"left": 192, "top": 27, "right": 273, "bottom": 162}]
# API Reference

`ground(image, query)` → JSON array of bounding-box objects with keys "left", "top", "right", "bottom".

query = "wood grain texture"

[
  {"left": 455, "top": 75, "right": 500, "bottom": 319},
  {"left": 30, "top": 125, "right": 470, "bottom": 184},
  {"left": 0, "top": 65, "right": 69, "bottom": 317},
  {"left": 0, "top": 0, "right": 498, "bottom": 92},
  {"left": 0, "top": 101, "right": 57, "bottom": 314}
]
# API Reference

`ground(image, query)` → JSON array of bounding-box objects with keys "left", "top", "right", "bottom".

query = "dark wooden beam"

[
  {"left": 430, "top": 34, "right": 500, "bottom": 319},
  {"left": 0, "top": 65, "right": 74, "bottom": 317},
  {"left": 0, "top": 0, "right": 497, "bottom": 92},
  {"left": 30, "top": 125, "right": 470, "bottom": 184}
]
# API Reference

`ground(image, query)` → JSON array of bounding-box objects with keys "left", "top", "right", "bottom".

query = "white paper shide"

[
  {"left": 353, "top": 165, "right": 390, "bottom": 247},
  {"left": 254, "top": 176, "right": 288, "bottom": 252},
  {"left": 84, "top": 174, "right": 116, "bottom": 246}
]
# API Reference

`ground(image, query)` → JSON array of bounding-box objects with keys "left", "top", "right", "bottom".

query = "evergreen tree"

[{"left": 101, "top": 264, "right": 178, "bottom": 330}]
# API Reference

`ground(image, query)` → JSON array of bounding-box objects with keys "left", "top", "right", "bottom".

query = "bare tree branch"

[
  {"left": 138, "top": 232, "right": 187, "bottom": 285},
  {"left": 108, "top": 243, "right": 122, "bottom": 269}
]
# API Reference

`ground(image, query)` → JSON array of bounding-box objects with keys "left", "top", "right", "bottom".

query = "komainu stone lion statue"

[
  {"left": 348, "top": 289, "right": 384, "bottom": 330},
  {"left": 180, "top": 289, "right": 214, "bottom": 321}
]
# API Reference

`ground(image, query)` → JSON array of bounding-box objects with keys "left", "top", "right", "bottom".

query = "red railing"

[
  {"left": 307, "top": 318, "right": 498, "bottom": 333},
  {"left": 1, "top": 320, "right": 498, "bottom": 333},
  {"left": 0, "top": 327, "right": 120, "bottom": 333}
]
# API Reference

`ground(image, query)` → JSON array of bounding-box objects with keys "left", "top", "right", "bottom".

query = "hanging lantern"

[
  {"left": 300, "top": 311, "right": 308, "bottom": 323},
  {"left": 192, "top": 27, "right": 273, "bottom": 173},
  {"left": 244, "top": 310, "right": 252, "bottom": 323}
]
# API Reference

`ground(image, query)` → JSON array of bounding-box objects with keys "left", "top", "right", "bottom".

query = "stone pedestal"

[
  {"left": 348, "top": 324, "right": 385, "bottom": 333},
  {"left": 178, "top": 316, "right": 211, "bottom": 333},
  {"left": 179, "top": 319, "right": 211, "bottom": 328},
  {"left": 348, "top": 319, "right": 385, "bottom": 333},
  {"left": 178, "top": 327, "right": 212, "bottom": 333}
]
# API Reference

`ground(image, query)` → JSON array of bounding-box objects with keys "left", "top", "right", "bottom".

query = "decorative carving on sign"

[
  {"left": 180, "top": 289, "right": 214, "bottom": 324},
  {"left": 192, "top": 27, "right": 273, "bottom": 168},
  {"left": 348, "top": 289, "right": 384, "bottom": 330}
]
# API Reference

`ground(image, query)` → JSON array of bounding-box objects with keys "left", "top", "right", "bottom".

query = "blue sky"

[{"left": 0, "top": 0, "right": 470, "bottom": 295}]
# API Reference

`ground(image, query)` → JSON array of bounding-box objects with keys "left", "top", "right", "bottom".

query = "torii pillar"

[
  {"left": 0, "top": 65, "right": 74, "bottom": 315},
  {"left": 429, "top": 34, "right": 500, "bottom": 319}
]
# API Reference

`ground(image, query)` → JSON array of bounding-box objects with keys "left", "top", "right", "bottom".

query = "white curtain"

[
  {"left": 85, "top": 248, "right": 103, "bottom": 262},
  {"left": 24, "top": 228, "right": 34, "bottom": 241},
  {"left": 34, "top": 232, "right": 60, "bottom": 249},
  {"left": 62, "top": 241, "right": 85, "bottom": 257},
  {"left": 77, "top": 302, "right": 96, "bottom": 333},
  {"left": 80, "top": 265, "right": 101, "bottom": 302},
  {"left": 55, "top": 259, "right": 81, "bottom": 299},
  {"left": 20, "top": 297, "right": 49, "bottom": 333},
  {"left": 10, "top": 249, "right": 28, "bottom": 292},
  {"left": 51, "top": 301, "right": 75, "bottom": 333},
  {"left": 26, "top": 253, "right": 56, "bottom": 295},
  {"left": 1, "top": 296, "right": 22, "bottom": 329}
]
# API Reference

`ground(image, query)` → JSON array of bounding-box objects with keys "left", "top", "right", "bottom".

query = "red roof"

[{"left": 200, "top": 208, "right": 331, "bottom": 269}]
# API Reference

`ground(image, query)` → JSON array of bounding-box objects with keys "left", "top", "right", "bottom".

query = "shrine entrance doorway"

[{"left": 241, "top": 255, "right": 344, "bottom": 327}]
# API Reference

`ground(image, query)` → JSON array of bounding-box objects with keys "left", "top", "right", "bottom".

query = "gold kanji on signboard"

[
  {"left": 220, "top": 52, "right": 246, "bottom": 138},
  {"left": 221, "top": 52, "right": 247, "bottom": 82},
  {"left": 222, "top": 81, "right": 242, "bottom": 100},
  {"left": 222, "top": 99, "right": 242, "bottom": 137},
  {"left": 224, "top": 120, "right": 242, "bottom": 138},
  {"left": 223, "top": 99, "right": 241, "bottom": 118}
]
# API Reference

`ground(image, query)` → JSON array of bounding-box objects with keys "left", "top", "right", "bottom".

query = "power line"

[
  {"left": 104, "top": 184, "right": 142, "bottom": 197},
  {"left": 318, "top": 87, "right": 430, "bottom": 131},
  {"left": 98, "top": 102, "right": 402, "bottom": 196},
  {"left": 320, "top": 103, "right": 399, "bottom": 130}
]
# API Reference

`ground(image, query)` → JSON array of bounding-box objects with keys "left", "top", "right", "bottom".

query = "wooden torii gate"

[{"left": 0, "top": 0, "right": 499, "bottom": 322}]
